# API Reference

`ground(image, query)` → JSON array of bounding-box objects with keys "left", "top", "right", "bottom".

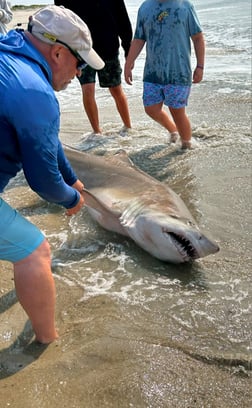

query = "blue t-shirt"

[
  {"left": 0, "top": 30, "right": 80, "bottom": 209},
  {"left": 134, "top": 0, "right": 202, "bottom": 85}
]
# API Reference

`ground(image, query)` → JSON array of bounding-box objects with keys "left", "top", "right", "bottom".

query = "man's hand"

[
  {"left": 65, "top": 179, "right": 85, "bottom": 216},
  {"left": 193, "top": 66, "right": 204, "bottom": 83},
  {"left": 124, "top": 61, "right": 134, "bottom": 85},
  {"left": 124, "top": 39, "right": 145, "bottom": 85},
  {"left": 66, "top": 193, "right": 85, "bottom": 216}
]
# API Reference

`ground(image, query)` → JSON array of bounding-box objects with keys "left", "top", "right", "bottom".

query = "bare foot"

[
  {"left": 170, "top": 132, "right": 179, "bottom": 143},
  {"left": 91, "top": 128, "right": 102, "bottom": 135},
  {"left": 35, "top": 330, "right": 59, "bottom": 344},
  {"left": 181, "top": 140, "right": 192, "bottom": 149}
]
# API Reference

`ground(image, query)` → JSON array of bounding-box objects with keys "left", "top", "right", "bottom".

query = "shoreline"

[{"left": 11, "top": 5, "right": 45, "bottom": 10}]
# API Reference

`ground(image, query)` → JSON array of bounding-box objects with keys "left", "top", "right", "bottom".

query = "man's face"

[{"left": 51, "top": 45, "right": 82, "bottom": 92}]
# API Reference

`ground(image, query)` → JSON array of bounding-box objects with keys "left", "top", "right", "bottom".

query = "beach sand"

[
  {"left": 1, "top": 259, "right": 251, "bottom": 408},
  {"left": 0, "top": 7, "right": 251, "bottom": 408}
]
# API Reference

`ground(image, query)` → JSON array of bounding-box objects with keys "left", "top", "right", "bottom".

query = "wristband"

[{"left": 196, "top": 64, "right": 204, "bottom": 70}]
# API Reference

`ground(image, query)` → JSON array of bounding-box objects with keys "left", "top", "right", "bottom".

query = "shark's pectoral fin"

[
  {"left": 82, "top": 189, "right": 128, "bottom": 236},
  {"left": 82, "top": 189, "right": 119, "bottom": 217}
]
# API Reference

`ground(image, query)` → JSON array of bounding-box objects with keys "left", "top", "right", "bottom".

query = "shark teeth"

[{"left": 169, "top": 232, "right": 198, "bottom": 260}]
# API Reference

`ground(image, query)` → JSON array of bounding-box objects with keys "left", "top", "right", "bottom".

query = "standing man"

[
  {"left": 0, "top": 5, "right": 104, "bottom": 344},
  {"left": 0, "top": 0, "right": 13, "bottom": 34},
  {"left": 124, "top": 0, "right": 205, "bottom": 149},
  {"left": 55, "top": 0, "right": 133, "bottom": 134}
]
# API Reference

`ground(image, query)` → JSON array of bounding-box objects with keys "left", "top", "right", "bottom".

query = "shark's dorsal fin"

[{"left": 113, "top": 149, "right": 134, "bottom": 166}]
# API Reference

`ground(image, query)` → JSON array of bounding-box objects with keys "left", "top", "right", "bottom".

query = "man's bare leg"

[
  {"left": 145, "top": 102, "right": 178, "bottom": 136},
  {"left": 82, "top": 82, "right": 102, "bottom": 134},
  {"left": 109, "top": 84, "right": 132, "bottom": 129},
  {"left": 13, "top": 239, "right": 58, "bottom": 344},
  {"left": 169, "top": 106, "right": 192, "bottom": 148}
]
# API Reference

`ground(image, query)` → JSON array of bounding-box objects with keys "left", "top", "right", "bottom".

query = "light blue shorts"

[
  {"left": 0, "top": 198, "right": 45, "bottom": 263},
  {"left": 143, "top": 82, "right": 191, "bottom": 109}
]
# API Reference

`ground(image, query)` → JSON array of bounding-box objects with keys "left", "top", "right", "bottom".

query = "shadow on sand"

[{"left": 0, "top": 290, "right": 48, "bottom": 379}]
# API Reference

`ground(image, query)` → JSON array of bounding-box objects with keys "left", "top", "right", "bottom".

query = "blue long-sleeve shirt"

[{"left": 0, "top": 29, "right": 80, "bottom": 209}]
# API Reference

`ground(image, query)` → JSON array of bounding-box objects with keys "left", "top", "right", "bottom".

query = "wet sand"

[
  {"left": 1, "top": 259, "right": 251, "bottom": 408},
  {"left": 0, "top": 7, "right": 251, "bottom": 408}
]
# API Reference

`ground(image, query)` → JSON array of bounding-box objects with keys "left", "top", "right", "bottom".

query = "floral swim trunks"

[{"left": 143, "top": 82, "right": 191, "bottom": 109}]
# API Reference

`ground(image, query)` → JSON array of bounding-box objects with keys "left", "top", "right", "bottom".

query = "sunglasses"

[{"left": 55, "top": 38, "right": 88, "bottom": 71}]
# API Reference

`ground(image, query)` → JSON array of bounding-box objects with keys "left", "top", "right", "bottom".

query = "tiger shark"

[{"left": 64, "top": 146, "right": 219, "bottom": 263}]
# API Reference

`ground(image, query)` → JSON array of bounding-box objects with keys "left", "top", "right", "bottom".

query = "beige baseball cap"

[{"left": 28, "top": 5, "right": 105, "bottom": 70}]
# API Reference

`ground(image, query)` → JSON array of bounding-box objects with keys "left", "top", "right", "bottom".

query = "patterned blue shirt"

[{"left": 134, "top": 0, "right": 202, "bottom": 85}]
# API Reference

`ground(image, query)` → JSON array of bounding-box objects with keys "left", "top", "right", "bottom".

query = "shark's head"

[{"left": 120, "top": 205, "right": 219, "bottom": 263}]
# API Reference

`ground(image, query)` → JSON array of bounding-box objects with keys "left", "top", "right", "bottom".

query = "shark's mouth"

[{"left": 169, "top": 232, "right": 198, "bottom": 260}]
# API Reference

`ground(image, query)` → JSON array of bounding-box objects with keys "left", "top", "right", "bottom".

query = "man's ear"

[{"left": 50, "top": 44, "right": 64, "bottom": 64}]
